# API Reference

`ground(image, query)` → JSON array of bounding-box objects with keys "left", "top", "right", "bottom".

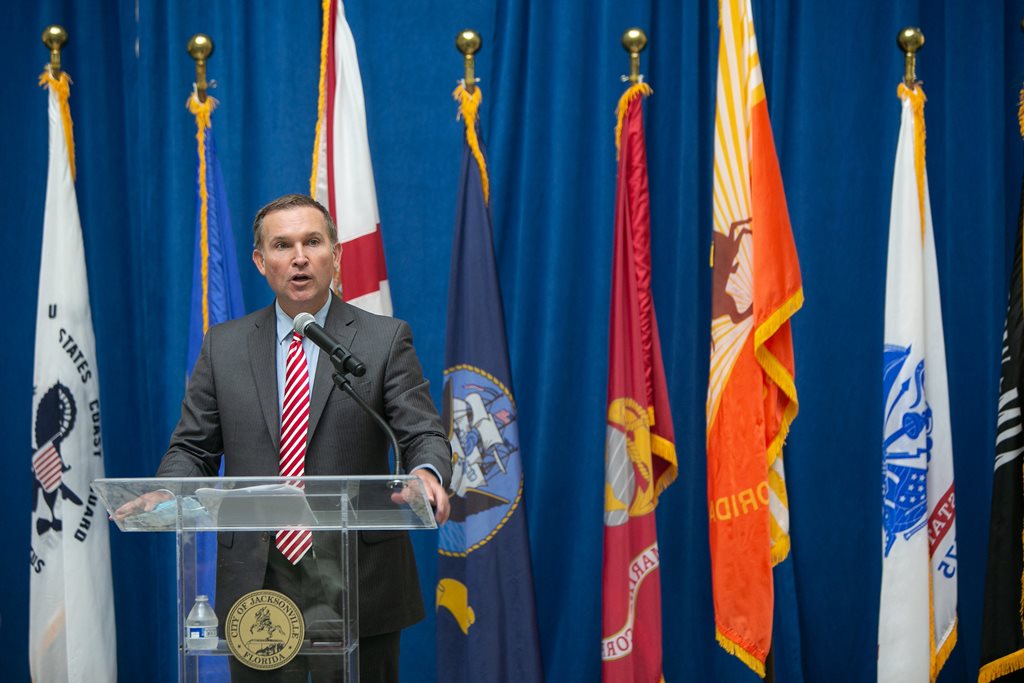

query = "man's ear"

[
  {"left": 253, "top": 248, "right": 266, "bottom": 276},
  {"left": 333, "top": 242, "right": 343, "bottom": 274}
]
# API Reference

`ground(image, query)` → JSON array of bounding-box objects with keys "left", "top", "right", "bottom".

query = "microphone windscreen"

[{"left": 293, "top": 312, "right": 316, "bottom": 335}]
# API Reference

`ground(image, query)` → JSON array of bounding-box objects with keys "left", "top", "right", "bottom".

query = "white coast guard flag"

[
  {"left": 878, "top": 84, "right": 957, "bottom": 682},
  {"left": 30, "top": 69, "right": 116, "bottom": 682},
  {"left": 311, "top": 0, "right": 392, "bottom": 315}
]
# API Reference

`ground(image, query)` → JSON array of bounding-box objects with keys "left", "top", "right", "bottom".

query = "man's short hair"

[{"left": 252, "top": 194, "right": 337, "bottom": 249}]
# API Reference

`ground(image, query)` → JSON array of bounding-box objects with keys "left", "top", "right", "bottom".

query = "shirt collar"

[{"left": 274, "top": 294, "right": 332, "bottom": 344}]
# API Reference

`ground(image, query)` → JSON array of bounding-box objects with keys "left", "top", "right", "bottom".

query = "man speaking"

[{"left": 154, "top": 193, "right": 451, "bottom": 680}]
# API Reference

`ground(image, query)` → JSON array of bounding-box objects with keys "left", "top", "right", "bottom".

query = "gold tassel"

[
  {"left": 615, "top": 82, "right": 652, "bottom": 158},
  {"left": 453, "top": 83, "right": 490, "bottom": 205},
  {"left": 39, "top": 70, "right": 77, "bottom": 182},
  {"left": 187, "top": 93, "right": 218, "bottom": 335},
  {"left": 310, "top": 0, "right": 331, "bottom": 197},
  {"left": 897, "top": 83, "right": 928, "bottom": 242}
]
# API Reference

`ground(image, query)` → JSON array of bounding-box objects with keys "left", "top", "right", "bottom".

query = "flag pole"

[
  {"left": 455, "top": 29, "right": 481, "bottom": 93},
  {"left": 187, "top": 33, "right": 214, "bottom": 103},
  {"left": 897, "top": 27, "right": 924, "bottom": 88},
  {"left": 621, "top": 27, "right": 646, "bottom": 84},
  {"left": 41, "top": 25, "right": 67, "bottom": 78}
]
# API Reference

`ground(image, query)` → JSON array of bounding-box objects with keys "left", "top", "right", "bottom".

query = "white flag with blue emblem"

[
  {"left": 30, "top": 69, "right": 116, "bottom": 682},
  {"left": 878, "top": 83, "right": 957, "bottom": 682}
]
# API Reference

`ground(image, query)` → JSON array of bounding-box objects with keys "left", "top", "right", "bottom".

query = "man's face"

[{"left": 252, "top": 206, "right": 341, "bottom": 318}]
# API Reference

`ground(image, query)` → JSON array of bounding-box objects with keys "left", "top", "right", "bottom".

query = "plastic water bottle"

[{"left": 185, "top": 595, "right": 219, "bottom": 651}]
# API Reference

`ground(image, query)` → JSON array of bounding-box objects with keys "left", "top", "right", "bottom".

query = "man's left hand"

[{"left": 412, "top": 469, "right": 450, "bottom": 525}]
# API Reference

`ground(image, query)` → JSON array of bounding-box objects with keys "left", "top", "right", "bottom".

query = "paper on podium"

[
  {"left": 126, "top": 495, "right": 213, "bottom": 530},
  {"left": 195, "top": 484, "right": 319, "bottom": 529}
]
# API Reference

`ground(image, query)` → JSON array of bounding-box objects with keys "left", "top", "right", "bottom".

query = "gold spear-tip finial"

[
  {"left": 42, "top": 25, "right": 68, "bottom": 78},
  {"left": 897, "top": 27, "right": 924, "bottom": 87},
  {"left": 456, "top": 29, "right": 481, "bottom": 94},
  {"left": 622, "top": 28, "right": 647, "bottom": 84},
  {"left": 187, "top": 33, "right": 214, "bottom": 102}
]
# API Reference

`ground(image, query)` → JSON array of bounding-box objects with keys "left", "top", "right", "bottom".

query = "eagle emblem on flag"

[
  {"left": 31, "top": 382, "right": 84, "bottom": 536},
  {"left": 882, "top": 344, "right": 932, "bottom": 557}
]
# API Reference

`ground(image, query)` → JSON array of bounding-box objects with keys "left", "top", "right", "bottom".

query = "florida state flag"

[
  {"left": 706, "top": 0, "right": 804, "bottom": 675},
  {"left": 310, "top": 0, "right": 392, "bottom": 315},
  {"left": 601, "top": 81, "right": 678, "bottom": 683}
]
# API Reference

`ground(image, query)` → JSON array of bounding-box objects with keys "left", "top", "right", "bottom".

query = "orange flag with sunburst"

[{"left": 706, "top": 0, "right": 803, "bottom": 676}]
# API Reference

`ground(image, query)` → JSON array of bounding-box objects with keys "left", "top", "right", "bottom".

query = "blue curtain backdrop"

[{"left": 5, "top": 1, "right": 1024, "bottom": 680}]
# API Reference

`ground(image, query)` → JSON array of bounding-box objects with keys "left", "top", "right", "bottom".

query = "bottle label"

[{"left": 187, "top": 626, "right": 217, "bottom": 639}]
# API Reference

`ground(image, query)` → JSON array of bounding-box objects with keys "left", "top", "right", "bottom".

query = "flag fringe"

[
  {"left": 310, "top": 0, "right": 332, "bottom": 197},
  {"left": 39, "top": 69, "right": 76, "bottom": 181},
  {"left": 754, "top": 288, "right": 804, "bottom": 460},
  {"left": 754, "top": 288, "right": 802, "bottom": 564},
  {"left": 979, "top": 648, "right": 1024, "bottom": 683},
  {"left": 770, "top": 534, "right": 791, "bottom": 566},
  {"left": 931, "top": 620, "right": 956, "bottom": 682},
  {"left": 187, "top": 94, "right": 218, "bottom": 335},
  {"left": 715, "top": 628, "right": 766, "bottom": 678},
  {"left": 897, "top": 83, "right": 928, "bottom": 241},
  {"left": 615, "top": 82, "right": 652, "bottom": 157},
  {"left": 453, "top": 84, "right": 489, "bottom": 205},
  {"left": 1017, "top": 86, "right": 1024, "bottom": 140}
]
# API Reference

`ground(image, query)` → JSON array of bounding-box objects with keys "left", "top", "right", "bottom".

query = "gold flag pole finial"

[
  {"left": 622, "top": 28, "right": 647, "bottom": 84},
  {"left": 456, "top": 29, "right": 481, "bottom": 94},
  {"left": 42, "top": 25, "right": 68, "bottom": 78},
  {"left": 187, "top": 33, "right": 214, "bottom": 102},
  {"left": 897, "top": 27, "right": 924, "bottom": 88}
]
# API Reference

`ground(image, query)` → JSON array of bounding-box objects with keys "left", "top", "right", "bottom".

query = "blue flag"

[
  {"left": 436, "top": 84, "right": 544, "bottom": 681},
  {"left": 186, "top": 93, "right": 244, "bottom": 682},
  {"left": 187, "top": 95, "right": 245, "bottom": 372}
]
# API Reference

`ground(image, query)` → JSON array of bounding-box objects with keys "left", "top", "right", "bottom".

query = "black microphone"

[{"left": 293, "top": 312, "right": 366, "bottom": 377}]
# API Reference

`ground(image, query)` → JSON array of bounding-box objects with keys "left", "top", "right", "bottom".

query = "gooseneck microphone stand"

[{"left": 328, "top": 359, "right": 404, "bottom": 480}]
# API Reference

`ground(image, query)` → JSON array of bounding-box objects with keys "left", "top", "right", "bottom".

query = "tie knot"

[{"left": 291, "top": 332, "right": 303, "bottom": 343}]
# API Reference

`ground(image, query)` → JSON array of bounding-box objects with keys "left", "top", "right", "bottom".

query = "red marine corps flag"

[
  {"left": 601, "top": 78, "right": 678, "bottom": 682},
  {"left": 310, "top": 0, "right": 392, "bottom": 315}
]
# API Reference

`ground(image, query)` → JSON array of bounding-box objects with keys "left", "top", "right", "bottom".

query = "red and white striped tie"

[{"left": 276, "top": 332, "right": 312, "bottom": 564}]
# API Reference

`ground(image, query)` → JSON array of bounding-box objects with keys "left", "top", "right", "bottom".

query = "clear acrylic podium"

[{"left": 94, "top": 475, "right": 437, "bottom": 682}]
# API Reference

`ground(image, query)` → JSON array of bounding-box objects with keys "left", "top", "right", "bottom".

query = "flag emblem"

[
  {"left": 440, "top": 365, "right": 521, "bottom": 552},
  {"left": 882, "top": 344, "right": 931, "bottom": 557},
  {"left": 32, "top": 382, "right": 83, "bottom": 533}
]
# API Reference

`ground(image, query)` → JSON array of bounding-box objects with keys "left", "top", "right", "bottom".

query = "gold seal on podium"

[{"left": 226, "top": 589, "right": 305, "bottom": 670}]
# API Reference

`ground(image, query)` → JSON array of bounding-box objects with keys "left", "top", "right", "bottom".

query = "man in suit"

[{"left": 138, "top": 194, "right": 451, "bottom": 681}]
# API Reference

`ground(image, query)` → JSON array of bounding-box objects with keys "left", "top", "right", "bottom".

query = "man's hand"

[
  {"left": 111, "top": 490, "right": 174, "bottom": 522},
  {"left": 412, "top": 469, "right": 451, "bottom": 525}
]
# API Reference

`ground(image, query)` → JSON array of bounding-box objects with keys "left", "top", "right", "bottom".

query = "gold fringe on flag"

[
  {"left": 453, "top": 83, "right": 490, "bottom": 205},
  {"left": 931, "top": 616, "right": 957, "bottom": 682},
  {"left": 310, "top": 0, "right": 332, "bottom": 197},
  {"left": 615, "top": 82, "right": 652, "bottom": 158},
  {"left": 753, "top": 287, "right": 803, "bottom": 565},
  {"left": 187, "top": 93, "right": 218, "bottom": 335},
  {"left": 897, "top": 82, "right": 927, "bottom": 242},
  {"left": 979, "top": 648, "right": 1024, "bottom": 682},
  {"left": 715, "top": 628, "right": 766, "bottom": 678},
  {"left": 1019, "top": 87, "right": 1024, "bottom": 336},
  {"left": 38, "top": 69, "right": 76, "bottom": 181}
]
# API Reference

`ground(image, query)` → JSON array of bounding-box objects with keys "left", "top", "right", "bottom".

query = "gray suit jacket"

[{"left": 157, "top": 295, "right": 452, "bottom": 636}]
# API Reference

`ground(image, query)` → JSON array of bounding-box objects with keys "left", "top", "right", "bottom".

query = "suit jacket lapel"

[
  {"left": 309, "top": 295, "right": 358, "bottom": 439},
  {"left": 249, "top": 305, "right": 281, "bottom": 451}
]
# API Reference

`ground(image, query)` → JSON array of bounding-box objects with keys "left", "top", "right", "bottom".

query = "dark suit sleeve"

[
  {"left": 156, "top": 326, "right": 224, "bottom": 477},
  {"left": 383, "top": 320, "right": 453, "bottom": 487}
]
